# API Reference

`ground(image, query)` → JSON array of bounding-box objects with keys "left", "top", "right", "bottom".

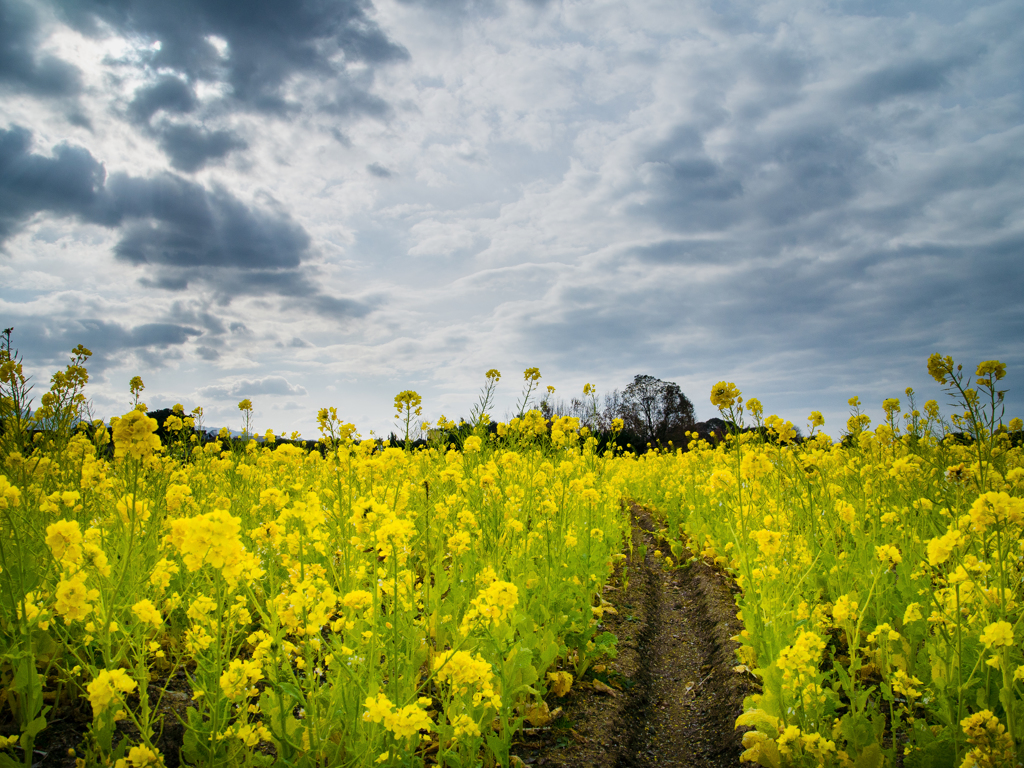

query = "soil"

[{"left": 510, "top": 504, "right": 755, "bottom": 768}]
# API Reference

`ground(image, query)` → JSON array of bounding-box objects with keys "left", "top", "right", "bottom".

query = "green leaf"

[
  {"left": 182, "top": 720, "right": 200, "bottom": 765},
  {"left": 13, "top": 655, "right": 41, "bottom": 699},
  {"left": 538, "top": 634, "right": 559, "bottom": 670},
  {"left": 485, "top": 734, "right": 508, "bottom": 764},
  {"left": 182, "top": 706, "right": 207, "bottom": 761},
  {"left": 23, "top": 714, "right": 46, "bottom": 740},
  {"left": 594, "top": 631, "right": 618, "bottom": 659},
  {"left": 854, "top": 743, "right": 884, "bottom": 768},
  {"left": 277, "top": 681, "right": 304, "bottom": 704}
]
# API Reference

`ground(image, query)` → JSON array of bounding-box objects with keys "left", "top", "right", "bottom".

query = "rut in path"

[
  {"left": 512, "top": 505, "right": 753, "bottom": 768},
  {"left": 612, "top": 508, "right": 751, "bottom": 767}
]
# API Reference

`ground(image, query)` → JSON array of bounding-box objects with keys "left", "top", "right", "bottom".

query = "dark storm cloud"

[
  {"left": 517, "top": 233, "right": 1024, "bottom": 393},
  {"left": 52, "top": 0, "right": 408, "bottom": 114},
  {"left": 153, "top": 123, "right": 248, "bottom": 172},
  {"left": 308, "top": 293, "right": 377, "bottom": 319},
  {"left": 628, "top": 239, "right": 730, "bottom": 266},
  {"left": 277, "top": 290, "right": 379, "bottom": 320},
  {"left": 630, "top": 125, "right": 744, "bottom": 232},
  {"left": 105, "top": 174, "right": 308, "bottom": 270},
  {"left": 845, "top": 57, "right": 958, "bottom": 105},
  {"left": 127, "top": 77, "right": 247, "bottom": 172},
  {"left": 127, "top": 322, "right": 204, "bottom": 347},
  {"left": 324, "top": 84, "right": 393, "bottom": 119},
  {"left": 164, "top": 301, "right": 228, "bottom": 335},
  {"left": 128, "top": 75, "right": 198, "bottom": 123},
  {"left": 6, "top": 318, "right": 202, "bottom": 371},
  {"left": 630, "top": 120, "right": 874, "bottom": 234},
  {"left": 0, "top": 0, "right": 81, "bottom": 97},
  {"left": 0, "top": 125, "right": 380, "bottom": 320},
  {"left": 511, "top": 5, "right": 1024, "bottom": 405},
  {"left": 621, "top": 26, "right": 1001, "bottom": 245},
  {"left": 0, "top": 127, "right": 373, "bottom": 316},
  {"left": 0, "top": 125, "right": 307, "bottom": 267},
  {"left": 0, "top": 126, "right": 106, "bottom": 242},
  {"left": 747, "top": 125, "right": 873, "bottom": 228}
]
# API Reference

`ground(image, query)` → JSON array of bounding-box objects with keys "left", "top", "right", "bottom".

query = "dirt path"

[{"left": 512, "top": 505, "right": 753, "bottom": 768}]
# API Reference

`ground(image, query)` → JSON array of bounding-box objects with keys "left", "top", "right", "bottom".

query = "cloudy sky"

[{"left": 1, "top": 0, "right": 1022, "bottom": 438}]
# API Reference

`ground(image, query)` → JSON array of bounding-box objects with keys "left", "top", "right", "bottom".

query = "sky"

[{"left": 1, "top": 0, "right": 1022, "bottom": 439}]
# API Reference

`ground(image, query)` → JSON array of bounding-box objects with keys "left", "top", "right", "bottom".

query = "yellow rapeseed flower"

[
  {"left": 710, "top": 381, "right": 740, "bottom": 410},
  {"left": 87, "top": 668, "right": 137, "bottom": 717},
  {"left": 969, "top": 492, "right": 1024, "bottom": 532},
  {"left": 54, "top": 572, "right": 97, "bottom": 622},
  {"left": 960, "top": 710, "right": 1015, "bottom": 768},
  {"left": 0, "top": 475, "right": 21, "bottom": 510},
  {"left": 875, "top": 544, "right": 902, "bottom": 567},
  {"left": 975, "top": 360, "right": 1006, "bottom": 384},
  {"left": 112, "top": 410, "right": 161, "bottom": 460},
  {"left": 927, "top": 353, "right": 955, "bottom": 384},
  {"left": 902, "top": 603, "right": 923, "bottom": 623},
  {"left": 433, "top": 650, "right": 501, "bottom": 710},
  {"left": 450, "top": 713, "right": 480, "bottom": 740},
  {"left": 926, "top": 529, "right": 962, "bottom": 566},
  {"left": 979, "top": 621, "right": 1014, "bottom": 649},
  {"left": 461, "top": 580, "right": 518, "bottom": 631},
  {"left": 220, "top": 658, "right": 263, "bottom": 701},
  {"left": 832, "top": 594, "right": 858, "bottom": 624},
  {"left": 131, "top": 599, "right": 162, "bottom": 628},
  {"left": 45, "top": 519, "right": 83, "bottom": 566},
  {"left": 113, "top": 744, "right": 162, "bottom": 768}
]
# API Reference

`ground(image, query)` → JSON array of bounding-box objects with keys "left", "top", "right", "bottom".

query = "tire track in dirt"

[{"left": 512, "top": 504, "right": 752, "bottom": 768}]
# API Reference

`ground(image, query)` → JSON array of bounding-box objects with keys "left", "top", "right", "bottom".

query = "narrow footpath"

[{"left": 512, "top": 505, "right": 753, "bottom": 768}]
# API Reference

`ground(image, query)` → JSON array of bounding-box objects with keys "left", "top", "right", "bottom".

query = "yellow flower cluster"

[
  {"left": 362, "top": 693, "right": 433, "bottom": 739},
  {"left": 710, "top": 381, "right": 741, "bottom": 410},
  {"left": 979, "top": 620, "right": 1014, "bottom": 650},
  {"left": 433, "top": 650, "right": 502, "bottom": 711},
  {"left": 113, "top": 744, "right": 163, "bottom": 768},
  {"left": 111, "top": 410, "right": 161, "bottom": 459},
  {"left": 165, "top": 509, "right": 255, "bottom": 584},
  {"left": 0, "top": 475, "right": 21, "bottom": 509},
  {"left": 219, "top": 658, "right": 263, "bottom": 701},
  {"left": 461, "top": 579, "right": 519, "bottom": 632},
  {"left": 87, "top": 668, "right": 137, "bottom": 718},
  {"left": 959, "top": 710, "right": 1016, "bottom": 768},
  {"left": 775, "top": 631, "right": 825, "bottom": 697}
]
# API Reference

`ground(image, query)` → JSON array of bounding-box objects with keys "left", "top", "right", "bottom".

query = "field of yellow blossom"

[
  {"left": 630, "top": 356, "right": 1023, "bottom": 768},
  {"left": 0, "top": 338, "right": 1022, "bottom": 768},
  {"left": 0, "top": 349, "right": 635, "bottom": 768}
]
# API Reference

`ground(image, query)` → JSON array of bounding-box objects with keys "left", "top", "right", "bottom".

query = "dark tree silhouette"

[{"left": 606, "top": 374, "right": 695, "bottom": 448}]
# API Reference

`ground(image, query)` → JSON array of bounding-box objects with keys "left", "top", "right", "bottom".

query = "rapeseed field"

[{"left": 0, "top": 339, "right": 1021, "bottom": 768}]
